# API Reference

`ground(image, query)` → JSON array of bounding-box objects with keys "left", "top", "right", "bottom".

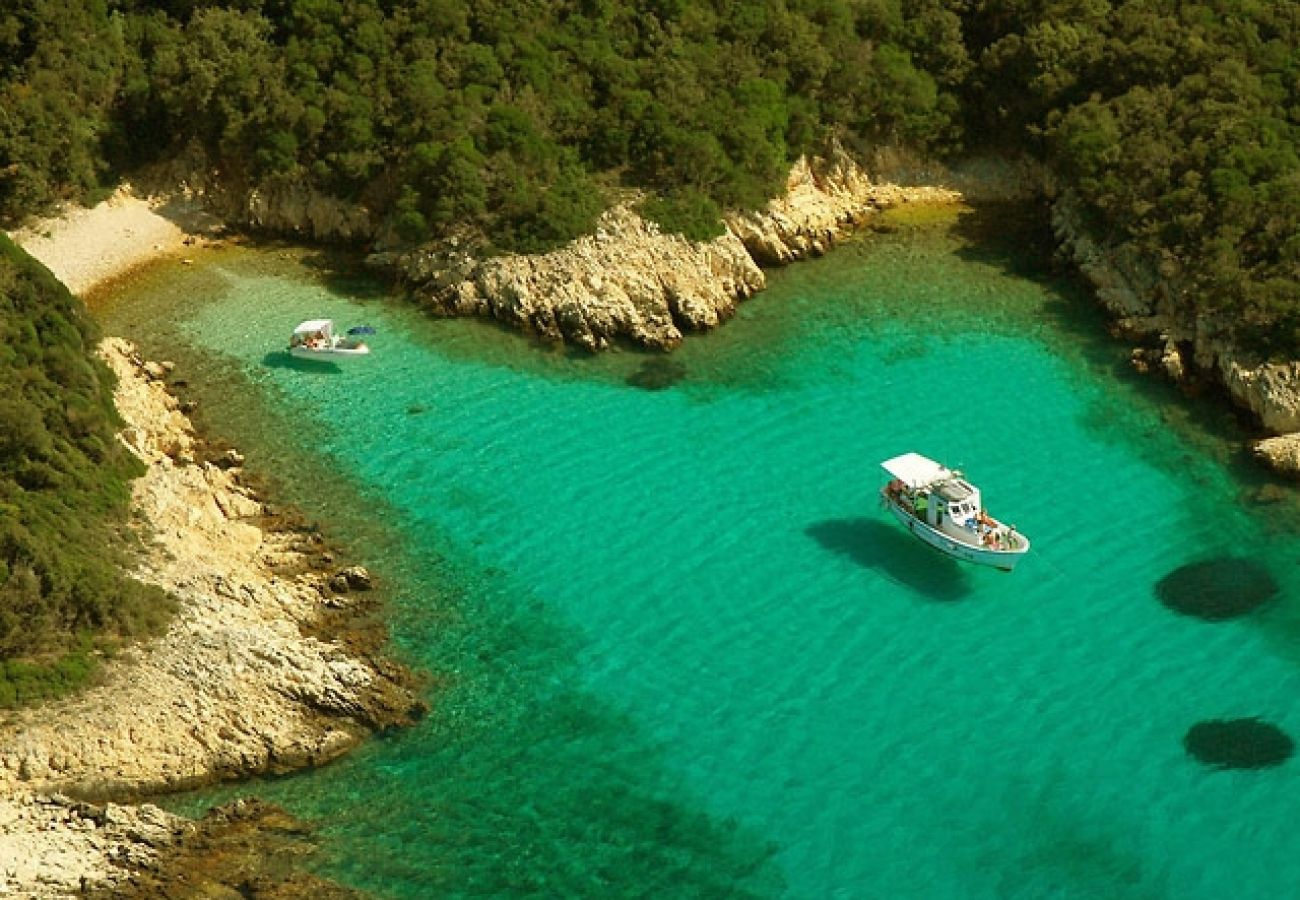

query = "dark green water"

[{"left": 98, "top": 205, "right": 1300, "bottom": 898}]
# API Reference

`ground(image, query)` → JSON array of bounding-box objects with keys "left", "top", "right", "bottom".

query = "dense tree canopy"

[
  {"left": 963, "top": 0, "right": 1300, "bottom": 352},
  {"left": 0, "top": 235, "right": 171, "bottom": 702},
  {"left": 1, "top": 2, "right": 1290, "bottom": 345},
  {"left": 3, "top": 0, "right": 956, "bottom": 248}
]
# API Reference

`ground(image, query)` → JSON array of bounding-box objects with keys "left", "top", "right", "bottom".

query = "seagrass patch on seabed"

[{"left": 1154, "top": 558, "right": 1278, "bottom": 621}]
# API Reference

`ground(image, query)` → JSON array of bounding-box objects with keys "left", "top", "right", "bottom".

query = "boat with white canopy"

[
  {"left": 879, "top": 452, "right": 1029, "bottom": 571},
  {"left": 288, "top": 319, "right": 372, "bottom": 359}
]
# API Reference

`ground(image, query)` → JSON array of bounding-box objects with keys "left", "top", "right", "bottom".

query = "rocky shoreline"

[
  {"left": 1051, "top": 189, "right": 1300, "bottom": 477},
  {"left": 94, "top": 146, "right": 1300, "bottom": 476},
  {"left": 380, "top": 150, "right": 964, "bottom": 351},
  {"left": 0, "top": 339, "right": 423, "bottom": 897}
]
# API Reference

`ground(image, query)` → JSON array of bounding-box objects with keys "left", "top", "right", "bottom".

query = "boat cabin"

[
  {"left": 290, "top": 318, "right": 336, "bottom": 349},
  {"left": 882, "top": 452, "right": 983, "bottom": 530}
]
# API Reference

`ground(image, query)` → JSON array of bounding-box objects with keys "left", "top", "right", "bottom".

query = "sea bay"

[{"left": 98, "top": 205, "right": 1300, "bottom": 898}]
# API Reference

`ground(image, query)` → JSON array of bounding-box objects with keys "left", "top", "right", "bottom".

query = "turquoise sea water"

[{"left": 100, "top": 206, "right": 1300, "bottom": 899}]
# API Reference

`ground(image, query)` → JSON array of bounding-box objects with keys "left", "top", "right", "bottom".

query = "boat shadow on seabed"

[
  {"left": 805, "top": 517, "right": 974, "bottom": 603},
  {"left": 262, "top": 350, "right": 344, "bottom": 374}
]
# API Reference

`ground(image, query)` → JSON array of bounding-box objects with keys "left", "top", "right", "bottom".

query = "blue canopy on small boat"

[{"left": 347, "top": 325, "right": 377, "bottom": 335}]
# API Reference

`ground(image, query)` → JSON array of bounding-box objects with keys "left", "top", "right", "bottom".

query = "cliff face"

[
  {"left": 1052, "top": 190, "right": 1300, "bottom": 474},
  {"left": 385, "top": 150, "right": 962, "bottom": 351}
]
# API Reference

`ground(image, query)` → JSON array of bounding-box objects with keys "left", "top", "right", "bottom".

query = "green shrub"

[{"left": 639, "top": 190, "right": 726, "bottom": 242}]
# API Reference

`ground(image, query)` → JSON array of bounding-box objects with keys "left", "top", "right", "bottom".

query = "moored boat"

[
  {"left": 879, "top": 452, "right": 1030, "bottom": 571},
  {"left": 288, "top": 319, "right": 372, "bottom": 359}
]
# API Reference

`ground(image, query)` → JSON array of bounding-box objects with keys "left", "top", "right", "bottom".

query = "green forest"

[{"left": 0, "top": 0, "right": 1297, "bottom": 685}]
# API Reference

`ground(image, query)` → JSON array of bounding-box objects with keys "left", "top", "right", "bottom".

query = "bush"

[{"left": 639, "top": 190, "right": 726, "bottom": 242}]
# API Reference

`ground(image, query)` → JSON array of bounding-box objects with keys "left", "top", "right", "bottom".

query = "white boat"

[
  {"left": 879, "top": 452, "right": 1030, "bottom": 571},
  {"left": 288, "top": 319, "right": 371, "bottom": 359}
]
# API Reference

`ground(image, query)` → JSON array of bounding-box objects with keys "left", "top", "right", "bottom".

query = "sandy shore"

[
  {"left": 8, "top": 185, "right": 223, "bottom": 296},
  {"left": 3, "top": 193, "right": 421, "bottom": 897}
]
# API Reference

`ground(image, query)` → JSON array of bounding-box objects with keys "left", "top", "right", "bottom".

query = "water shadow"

[
  {"left": 626, "top": 355, "right": 688, "bottom": 391},
  {"left": 805, "top": 517, "right": 972, "bottom": 602},
  {"left": 262, "top": 350, "right": 343, "bottom": 374}
]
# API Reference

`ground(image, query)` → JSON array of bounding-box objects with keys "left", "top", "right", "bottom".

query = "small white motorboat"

[
  {"left": 879, "top": 452, "right": 1030, "bottom": 571},
  {"left": 288, "top": 319, "right": 371, "bottom": 359}
]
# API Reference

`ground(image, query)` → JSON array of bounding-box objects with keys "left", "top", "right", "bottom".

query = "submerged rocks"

[
  {"left": 1154, "top": 558, "right": 1278, "bottom": 621},
  {"left": 1184, "top": 718, "right": 1295, "bottom": 770},
  {"left": 110, "top": 798, "right": 369, "bottom": 899},
  {"left": 626, "top": 356, "right": 688, "bottom": 391}
]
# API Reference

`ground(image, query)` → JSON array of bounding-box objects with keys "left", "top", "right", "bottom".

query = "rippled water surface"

[{"left": 99, "top": 206, "right": 1300, "bottom": 898}]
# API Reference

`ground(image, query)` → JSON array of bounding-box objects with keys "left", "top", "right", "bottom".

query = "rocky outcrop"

[
  {"left": 237, "top": 179, "right": 374, "bottom": 242},
  {"left": 0, "top": 793, "right": 363, "bottom": 899},
  {"left": 392, "top": 205, "right": 764, "bottom": 351},
  {"left": 1253, "top": 433, "right": 1300, "bottom": 477},
  {"left": 726, "top": 152, "right": 962, "bottom": 266},
  {"left": 0, "top": 339, "right": 423, "bottom": 800},
  {"left": 1051, "top": 191, "right": 1173, "bottom": 324},
  {"left": 137, "top": 154, "right": 375, "bottom": 244},
  {"left": 0, "top": 793, "right": 187, "bottom": 898},
  {"left": 105, "top": 798, "right": 368, "bottom": 899},
  {"left": 387, "top": 150, "right": 963, "bottom": 351},
  {"left": 1218, "top": 358, "right": 1300, "bottom": 435}
]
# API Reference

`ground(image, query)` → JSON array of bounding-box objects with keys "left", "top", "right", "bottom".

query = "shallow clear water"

[{"left": 100, "top": 206, "right": 1300, "bottom": 899}]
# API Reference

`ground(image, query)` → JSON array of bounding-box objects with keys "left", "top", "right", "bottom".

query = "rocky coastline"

[
  {"left": 379, "top": 149, "right": 963, "bottom": 352},
  {"left": 1051, "top": 189, "right": 1300, "bottom": 476},
  {"left": 6, "top": 140, "right": 1298, "bottom": 894},
  {"left": 124, "top": 145, "right": 1300, "bottom": 476},
  {"left": 0, "top": 339, "right": 423, "bottom": 897}
]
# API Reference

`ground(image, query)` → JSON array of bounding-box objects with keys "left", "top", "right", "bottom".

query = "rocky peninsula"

[
  {"left": 0, "top": 335, "right": 422, "bottom": 896},
  {"left": 382, "top": 151, "right": 962, "bottom": 351}
]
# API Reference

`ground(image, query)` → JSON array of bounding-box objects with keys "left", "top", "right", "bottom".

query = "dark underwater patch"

[
  {"left": 1184, "top": 718, "right": 1294, "bottom": 770},
  {"left": 626, "top": 356, "right": 687, "bottom": 391},
  {"left": 1154, "top": 558, "right": 1278, "bottom": 621}
]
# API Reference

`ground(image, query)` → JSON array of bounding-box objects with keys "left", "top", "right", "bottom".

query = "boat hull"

[
  {"left": 882, "top": 495, "right": 1028, "bottom": 571},
  {"left": 289, "top": 345, "right": 370, "bottom": 360}
]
